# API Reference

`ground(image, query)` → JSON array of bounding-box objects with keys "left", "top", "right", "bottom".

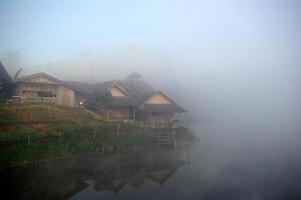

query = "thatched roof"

[
  {"left": 124, "top": 75, "right": 185, "bottom": 113},
  {"left": 93, "top": 80, "right": 138, "bottom": 107},
  {"left": 127, "top": 72, "right": 143, "bottom": 79},
  {"left": 14, "top": 72, "right": 62, "bottom": 83},
  {"left": 65, "top": 81, "right": 96, "bottom": 95},
  {"left": 0, "top": 62, "right": 11, "bottom": 82},
  {"left": 123, "top": 75, "right": 155, "bottom": 99},
  {"left": 139, "top": 91, "right": 186, "bottom": 113},
  {"left": 15, "top": 72, "right": 86, "bottom": 95},
  {"left": 16, "top": 72, "right": 186, "bottom": 112}
]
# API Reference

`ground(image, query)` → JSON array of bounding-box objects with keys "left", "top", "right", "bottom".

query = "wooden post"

[
  {"left": 133, "top": 107, "right": 136, "bottom": 121},
  {"left": 173, "top": 127, "right": 177, "bottom": 148},
  {"left": 27, "top": 135, "right": 31, "bottom": 145},
  {"left": 144, "top": 113, "right": 148, "bottom": 133},
  {"left": 93, "top": 128, "right": 97, "bottom": 140},
  {"left": 117, "top": 122, "right": 120, "bottom": 138},
  {"left": 58, "top": 132, "right": 63, "bottom": 144}
]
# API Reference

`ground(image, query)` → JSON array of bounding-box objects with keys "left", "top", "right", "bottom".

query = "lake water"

[{"left": 1, "top": 132, "right": 301, "bottom": 200}]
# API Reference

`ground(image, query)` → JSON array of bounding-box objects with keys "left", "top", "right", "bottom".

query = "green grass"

[
  {"left": 0, "top": 128, "right": 39, "bottom": 141},
  {"left": 0, "top": 104, "right": 96, "bottom": 126},
  {"left": 53, "top": 123, "right": 118, "bottom": 138},
  {"left": 0, "top": 126, "right": 195, "bottom": 167},
  {"left": 0, "top": 132, "right": 154, "bottom": 166},
  {"left": 0, "top": 104, "right": 195, "bottom": 167}
]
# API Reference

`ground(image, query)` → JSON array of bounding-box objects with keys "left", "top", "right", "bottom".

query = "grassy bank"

[
  {"left": 0, "top": 104, "right": 196, "bottom": 167},
  {"left": 0, "top": 131, "right": 154, "bottom": 167},
  {"left": 0, "top": 124, "right": 195, "bottom": 167},
  {"left": 0, "top": 104, "right": 95, "bottom": 126}
]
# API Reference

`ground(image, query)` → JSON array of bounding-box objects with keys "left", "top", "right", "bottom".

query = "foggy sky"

[{"left": 1, "top": 0, "right": 301, "bottom": 142}]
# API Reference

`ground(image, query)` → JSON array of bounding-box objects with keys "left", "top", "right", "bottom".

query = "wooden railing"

[{"left": 2, "top": 98, "right": 56, "bottom": 105}]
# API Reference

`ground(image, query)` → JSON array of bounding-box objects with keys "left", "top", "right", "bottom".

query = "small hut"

[
  {"left": 123, "top": 73, "right": 186, "bottom": 127},
  {"left": 138, "top": 91, "right": 185, "bottom": 128},
  {"left": 13, "top": 72, "right": 86, "bottom": 107},
  {"left": 93, "top": 81, "right": 137, "bottom": 120}
]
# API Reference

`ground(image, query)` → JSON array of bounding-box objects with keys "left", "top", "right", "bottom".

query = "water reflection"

[
  {"left": 2, "top": 139, "right": 301, "bottom": 200},
  {"left": 0, "top": 147, "right": 189, "bottom": 200}
]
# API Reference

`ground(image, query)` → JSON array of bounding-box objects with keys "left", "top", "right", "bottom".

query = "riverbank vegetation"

[{"left": 0, "top": 104, "right": 196, "bottom": 168}]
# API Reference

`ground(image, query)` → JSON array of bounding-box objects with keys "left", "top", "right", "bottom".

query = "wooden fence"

[
  {"left": 0, "top": 126, "right": 153, "bottom": 148},
  {"left": 1, "top": 98, "right": 56, "bottom": 105}
]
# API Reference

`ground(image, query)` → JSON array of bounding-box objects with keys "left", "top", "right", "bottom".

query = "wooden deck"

[{"left": 155, "top": 126, "right": 177, "bottom": 147}]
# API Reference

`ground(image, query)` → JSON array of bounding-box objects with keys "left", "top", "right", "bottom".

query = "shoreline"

[
  {"left": 0, "top": 142, "right": 195, "bottom": 170},
  {"left": 0, "top": 104, "right": 196, "bottom": 170}
]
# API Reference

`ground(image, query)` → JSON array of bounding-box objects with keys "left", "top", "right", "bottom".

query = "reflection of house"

[
  {"left": 144, "top": 152, "right": 186, "bottom": 184},
  {"left": 13, "top": 72, "right": 85, "bottom": 107},
  {"left": 3, "top": 147, "right": 189, "bottom": 199}
]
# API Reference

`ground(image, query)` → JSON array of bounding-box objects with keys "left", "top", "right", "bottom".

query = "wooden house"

[
  {"left": 69, "top": 72, "right": 186, "bottom": 125},
  {"left": 138, "top": 91, "right": 185, "bottom": 128},
  {"left": 92, "top": 81, "right": 137, "bottom": 120},
  {"left": 13, "top": 72, "right": 85, "bottom": 107},
  {"left": 123, "top": 73, "right": 185, "bottom": 127}
]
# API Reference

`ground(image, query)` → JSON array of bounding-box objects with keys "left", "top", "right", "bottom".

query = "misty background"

[{"left": 1, "top": 0, "right": 301, "bottom": 155}]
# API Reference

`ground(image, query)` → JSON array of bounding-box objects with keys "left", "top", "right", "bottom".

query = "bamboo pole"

[
  {"left": 93, "top": 128, "right": 97, "bottom": 140},
  {"left": 117, "top": 122, "right": 120, "bottom": 138},
  {"left": 27, "top": 135, "right": 31, "bottom": 145}
]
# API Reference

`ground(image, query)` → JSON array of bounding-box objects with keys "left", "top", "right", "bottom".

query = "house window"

[
  {"left": 37, "top": 91, "right": 56, "bottom": 98},
  {"left": 22, "top": 90, "right": 26, "bottom": 94}
]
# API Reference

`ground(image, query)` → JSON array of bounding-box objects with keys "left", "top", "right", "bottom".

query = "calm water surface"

[{"left": 1, "top": 134, "right": 301, "bottom": 200}]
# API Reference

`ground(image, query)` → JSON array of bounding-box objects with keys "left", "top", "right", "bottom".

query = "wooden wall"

[
  {"left": 145, "top": 93, "right": 171, "bottom": 104},
  {"left": 109, "top": 106, "right": 129, "bottom": 120},
  {"left": 146, "top": 113, "right": 173, "bottom": 128},
  {"left": 110, "top": 86, "right": 127, "bottom": 97},
  {"left": 15, "top": 84, "right": 80, "bottom": 108},
  {"left": 56, "top": 86, "right": 76, "bottom": 107},
  {"left": 15, "top": 83, "right": 57, "bottom": 99}
]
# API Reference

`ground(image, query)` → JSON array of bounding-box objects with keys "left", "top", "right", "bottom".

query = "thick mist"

[
  {"left": 1, "top": 1, "right": 301, "bottom": 199},
  {"left": 1, "top": 0, "right": 301, "bottom": 168}
]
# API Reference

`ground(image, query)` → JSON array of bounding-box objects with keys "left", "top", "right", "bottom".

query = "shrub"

[{"left": 0, "top": 128, "right": 38, "bottom": 141}]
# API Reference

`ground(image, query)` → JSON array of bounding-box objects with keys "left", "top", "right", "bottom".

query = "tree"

[
  {"left": 13, "top": 68, "right": 23, "bottom": 81},
  {"left": 0, "top": 82, "right": 12, "bottom": 98}
]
